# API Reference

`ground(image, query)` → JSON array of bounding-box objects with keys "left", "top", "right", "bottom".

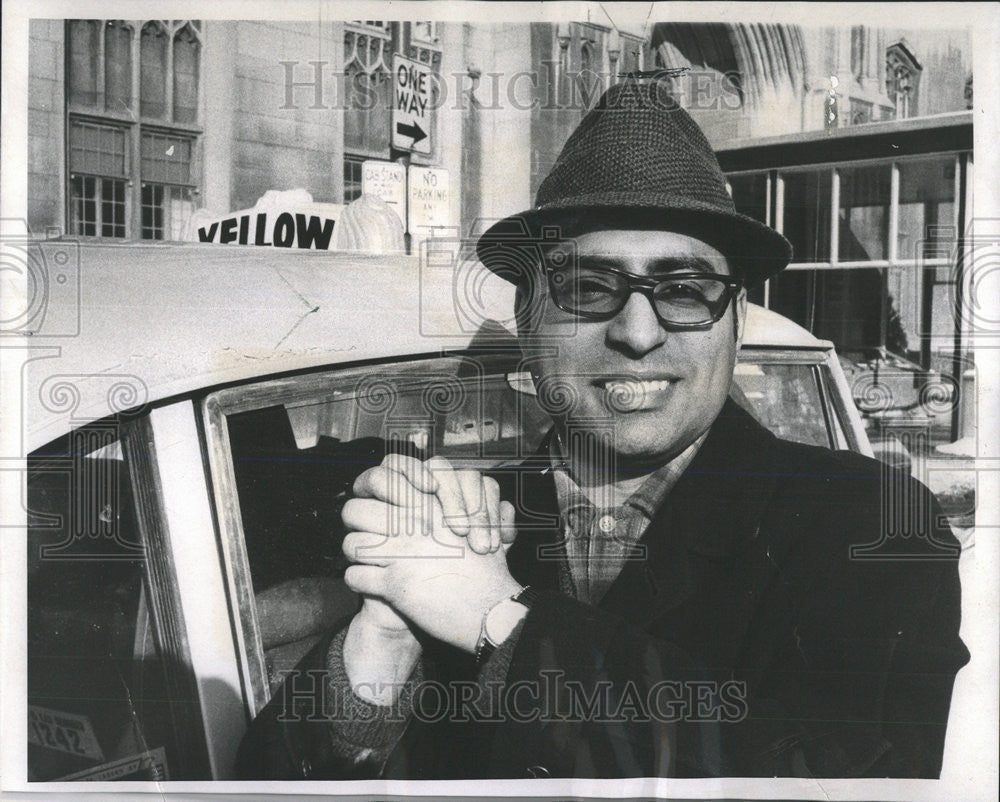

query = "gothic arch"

[{"left": 651, "top": 22, "right": 806, "bottom": 115}]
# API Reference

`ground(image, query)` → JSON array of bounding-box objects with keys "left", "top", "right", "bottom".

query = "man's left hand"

[
  {"left": 341, "top": 487, "right": 522, "bottom": 653},
  {"left": 352, "top": 454, "right": 517, "bottom": 554}
]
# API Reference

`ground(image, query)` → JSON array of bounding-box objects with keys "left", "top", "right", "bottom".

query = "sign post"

[{"left": 392, "top": 54, "right": 432, "bottom": 155}]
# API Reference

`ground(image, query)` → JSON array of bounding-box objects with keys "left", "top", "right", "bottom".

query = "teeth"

[{"left": 604, "top": 379, "right": 670, "bottom": 394}]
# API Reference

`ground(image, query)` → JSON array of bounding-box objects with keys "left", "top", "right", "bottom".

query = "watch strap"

[
  {"left": 475, "top": 585, "right": 535, "bottom": 669},
  {"left": 513, "top": 585, "right": 539, "bottom": 607}
]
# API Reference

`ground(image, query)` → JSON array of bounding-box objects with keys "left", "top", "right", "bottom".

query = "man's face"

[{"left": 518, "top": 228, "right": 745, "bottom": 468}]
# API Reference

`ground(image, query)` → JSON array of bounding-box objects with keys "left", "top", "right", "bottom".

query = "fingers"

[
  {"left": 348, "top": 455, "right": 513, "bottom": 556},
  {"left": 449, "top": 472, "right": 505, "bottom": 555},
  {"left": 483, "top": 476, "right": 501, "bottom": 553},
  {"left": 344, "top": 564, "right": 386, "bottom": 596},
  {"left": 343, "top": 497, "right": 427, "bottom": 539},
  {"left": 500, "top": 500, "right": 517, "bottom": 551},
  {"left": 342, "top": 530, "right": 392, "bottom": 565},
  {"left": 426, "top": 456, "right": 470, "bottom": 536},
  {"left": 457, "top": 469, "right": 491, "bottom": 554},
  {"left": 382, "top": 452, "right": 439, "bottom": 493},
  {"left": 352, "top": 466, "right": 408, "bottom": 505},
  {"left": 353, "top": 453, "right": 438, "bottom": 504}
]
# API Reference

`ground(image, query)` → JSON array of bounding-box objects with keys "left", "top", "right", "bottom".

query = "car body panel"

[
  {"left": 26, "top": 242, "right": 831, "bottom": 453},
  {"left": 25, "top": 242, "right": 513, "bottom": 452},
  {"left": 140, "top": 403, "right": 247, "bottom": 777}
]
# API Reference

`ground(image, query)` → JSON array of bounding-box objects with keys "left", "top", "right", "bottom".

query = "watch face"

[{"left": 485, "top": 599, "right": 527, "bottom": 645}]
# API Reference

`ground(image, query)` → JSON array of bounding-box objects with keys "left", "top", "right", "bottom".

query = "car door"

[
  {"left": 201, "top": 351, "right": 553, "bottom": 720},
  {"left": 26, "top": 408, "right": 223, "bottom": 781},
  {"left": 26, "top": 341, "right": 869, "bottom": 781}
]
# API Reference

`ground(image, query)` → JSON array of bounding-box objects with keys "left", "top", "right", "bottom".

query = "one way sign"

[{"left": 392, "top": 54, "right": 432, "bottom": 154}]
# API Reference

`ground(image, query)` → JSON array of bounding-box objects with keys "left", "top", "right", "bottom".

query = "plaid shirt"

[{"left": 548, "top": 432, "right": 707, "bottom": 605}]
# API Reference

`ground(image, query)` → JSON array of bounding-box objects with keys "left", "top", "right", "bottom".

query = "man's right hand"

[
  {"left": 351, "top": 453, "right": 517, "bottom": 554},
  {"left": 343, "top": 596, "right": 421, "bottom": 705}
]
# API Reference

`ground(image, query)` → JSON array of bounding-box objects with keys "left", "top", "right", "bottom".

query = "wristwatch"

[{"left": 474, "top": 586, "right": 538, "bottom": 668}]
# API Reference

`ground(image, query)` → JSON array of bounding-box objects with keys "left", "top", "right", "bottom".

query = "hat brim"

[{"left": 476, "top": 198, "right": 792, "bottom": 290}]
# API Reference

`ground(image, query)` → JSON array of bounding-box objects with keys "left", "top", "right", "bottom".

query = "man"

[{"left": 238, "top": 81, "right": 968, "bottom": 779}]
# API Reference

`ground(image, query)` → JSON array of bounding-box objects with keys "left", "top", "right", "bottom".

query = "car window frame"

[
  {"left": 118, "top": 412, "right": 215, "bottom": 777},
  {"left": 204, "top": 345, "right": 871, "bottom": 718},
  {"left": 201, "top": 352, "right": 469, "bottom": 717},
  {"left": 736, "top": 345, "right": 869, "bottom": 454},
  {"left": 124, "top": 402, "right": 248, "bottom": 777},
  {"left": 26, "top": 410, "right": 218, "bottom": 780}
]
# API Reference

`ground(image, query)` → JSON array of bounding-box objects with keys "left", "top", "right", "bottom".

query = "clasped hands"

[{"left": 341, "top": 453, "right": 522, "bottom": 654}]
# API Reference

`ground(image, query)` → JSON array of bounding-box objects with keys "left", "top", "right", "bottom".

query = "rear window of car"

[{"left": 733, "top": 359, "right": 841, "bottom": 448}]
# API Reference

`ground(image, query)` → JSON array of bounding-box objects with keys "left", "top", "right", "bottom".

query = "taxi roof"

[{"left": 23, "top": 242, "right": 826, "bottom": 452}]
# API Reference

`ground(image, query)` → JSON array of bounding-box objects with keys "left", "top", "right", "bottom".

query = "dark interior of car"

[{"left": 227, "top": 406, "right": 426, "bottom": 686}]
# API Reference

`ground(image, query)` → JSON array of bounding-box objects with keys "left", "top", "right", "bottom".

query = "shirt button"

[
  {"left": 526, "top": 764, "right": 550, "bottom": 778},
  {"left": 598, "top": 514, "right": 615, "bottom": 533}
]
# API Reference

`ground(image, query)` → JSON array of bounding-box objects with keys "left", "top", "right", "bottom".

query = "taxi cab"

[{"left": 20, "top": 238, "right": 968, "bottom": 783}]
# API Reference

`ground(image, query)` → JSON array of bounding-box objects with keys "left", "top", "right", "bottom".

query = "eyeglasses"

[{"left": 545, "top": 260, "right": 743, "bottom": 329}]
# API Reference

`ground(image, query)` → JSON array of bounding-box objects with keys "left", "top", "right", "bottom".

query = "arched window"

[
  {"left": 890, "top": 66, "right": 911, "bottom": 117},
  {"left": 68, "top": 20, "right": 100, "bottom": 106},
  {"left": 141, "top": 21, "right": 168, "bottom": 118},
  {"left": 173, "top": 23, "right": 200, "bottom": 124},
  {"left": 66, "top": 19, "right": 201, "bottom": 240},
  {"left": 104, "top": 21, "right": 133, "bottom": 112},
  {"left": 574, "top": 32, "right": 603, "bottom": 112},
  {"left": 850, "top": 26, "right": 865, "bottom": 81},
  {"left": 343, "top": 22, "right": 392, "bottom": 164},
  {"left": 885, "top": 41, "right": 922, "bottom": 120}
]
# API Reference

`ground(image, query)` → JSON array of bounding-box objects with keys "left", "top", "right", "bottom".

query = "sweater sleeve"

[
  {"left": 476, "top": 618, "right": 525, "bottom": 685},
  {"left": 322, "top": 627, "right": 425, "bottom": 768},
  {"left": 235, "top": 622, "right": 425, "bottom": 780}
]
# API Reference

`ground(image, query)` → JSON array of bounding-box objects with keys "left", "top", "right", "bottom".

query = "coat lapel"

[
  {"left": 598, "top": 400, "right": 784, "bottom": 630},
  {"left": 494, "top": 451, "right": 565, "bottom": 593}
]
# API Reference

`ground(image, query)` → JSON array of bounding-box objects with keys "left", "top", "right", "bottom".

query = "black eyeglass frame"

[{"left": 544, "top": 262, "right": 745, "bottom": 330}]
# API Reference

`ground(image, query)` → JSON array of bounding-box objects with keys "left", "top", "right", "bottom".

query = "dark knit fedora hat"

[{"left": 476, "top": 80, "right": 792, "bottom": 289}]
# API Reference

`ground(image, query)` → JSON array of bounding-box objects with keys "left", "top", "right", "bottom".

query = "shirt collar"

[{"left": 548, "top": 430, "right": 708, "bottom": 519}]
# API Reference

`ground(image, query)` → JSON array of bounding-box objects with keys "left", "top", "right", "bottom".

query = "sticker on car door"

[
  {"left": 55, "top": 746, "right": 169, "bottom": 781},
  {"left": 27, "top": 705, "right": 105, "bottom": 762}
]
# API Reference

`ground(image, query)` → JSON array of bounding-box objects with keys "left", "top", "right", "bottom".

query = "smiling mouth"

[
  {"left": 594, "top": 377, "right": 679, "bottom": 411},
  {"left": 595, "top": 376, "right": 678, "bottom": 391}
]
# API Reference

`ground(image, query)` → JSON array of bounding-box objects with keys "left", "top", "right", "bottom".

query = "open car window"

[
  {"left": 205, "top": 348, "right": 855, "bottom": 712},
  {"left": 204, "top": 353, "right": 553, "bottom": 710}
]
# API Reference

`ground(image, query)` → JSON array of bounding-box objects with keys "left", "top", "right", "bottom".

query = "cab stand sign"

[{"left": 393, "top": 54, "right": 432, "bottom": 154}]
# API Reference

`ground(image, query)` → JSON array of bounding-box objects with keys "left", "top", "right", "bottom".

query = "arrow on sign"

[{"left": 395, "top": 120, "right": 427, "bottom": 145}]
